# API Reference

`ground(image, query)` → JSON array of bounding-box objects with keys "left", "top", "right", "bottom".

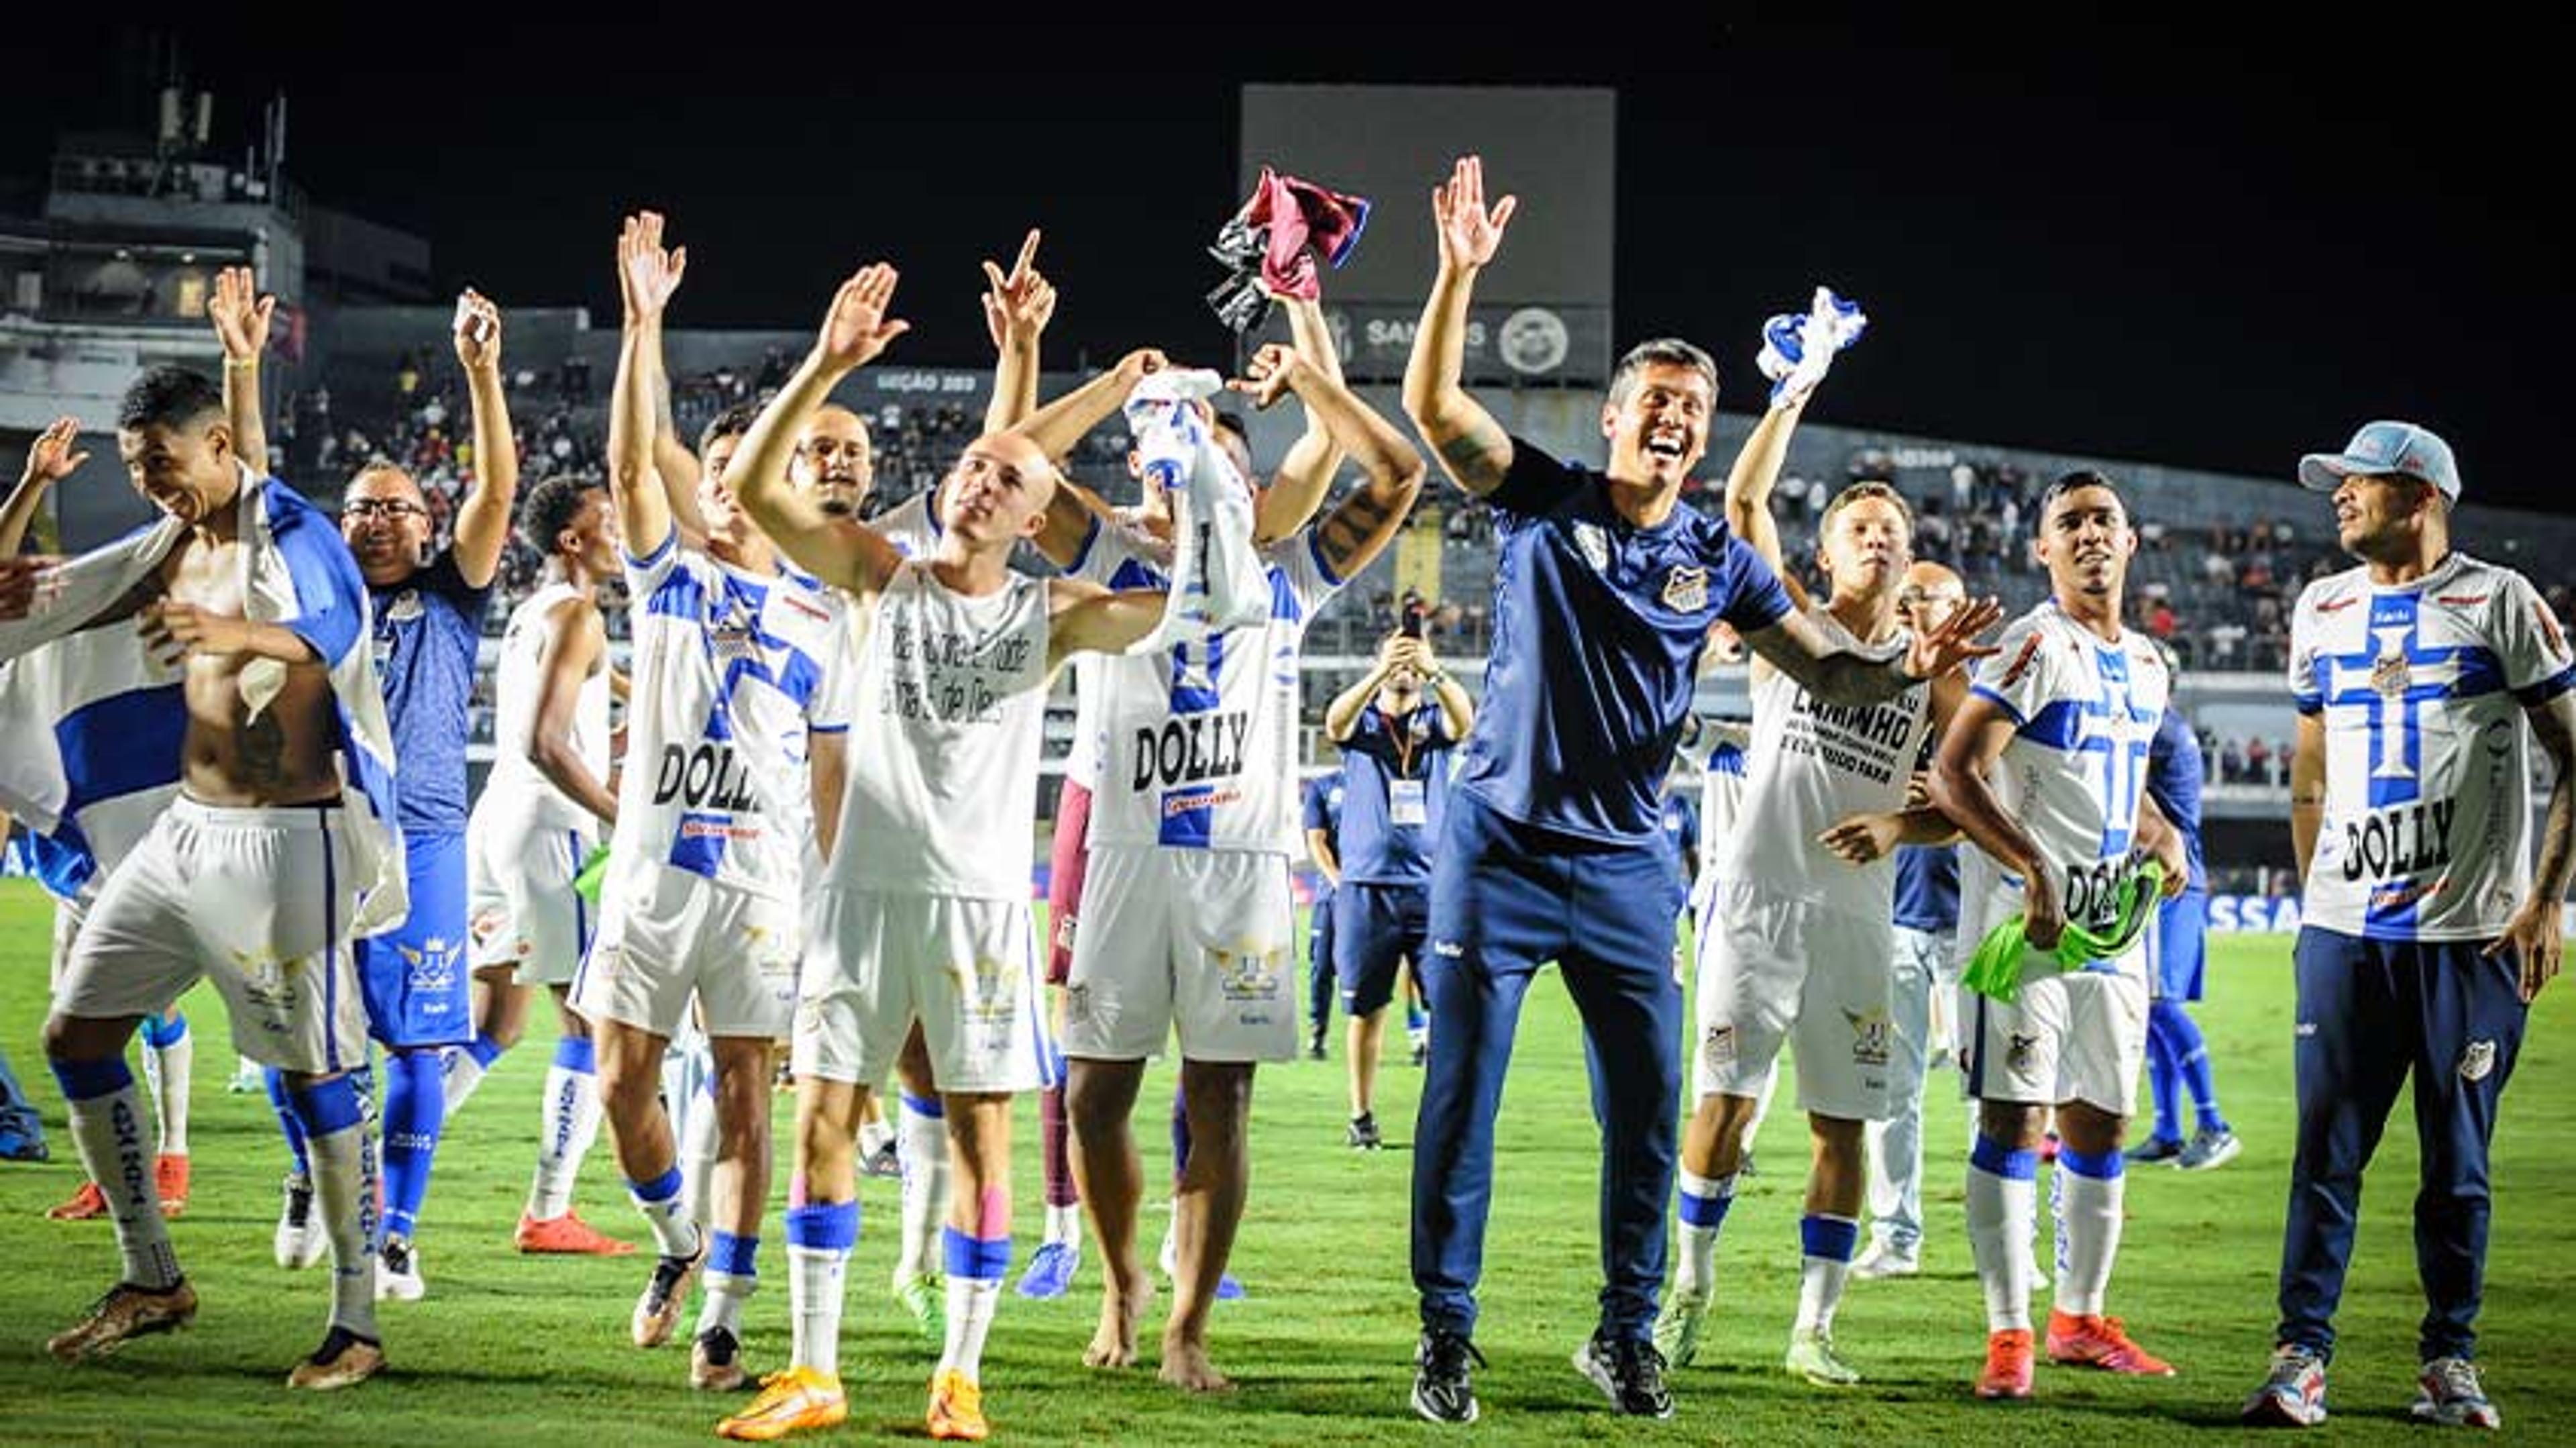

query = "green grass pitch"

[{"left": 2, "top": 876, "right": 2571, "bottom": 1445}]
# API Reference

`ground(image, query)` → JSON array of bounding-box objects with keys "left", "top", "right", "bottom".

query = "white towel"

[
  {"left": 1122, "top": 372, "right": 1269, "bottom": 646},
  {"left": 0, "top": 464, "right": 407, "bottom": 933},
  {"left": 1758, "top": 287, "right": 1869, "bottom": 409}
]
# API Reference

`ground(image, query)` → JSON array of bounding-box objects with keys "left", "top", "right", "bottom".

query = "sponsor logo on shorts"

[
  {"left": 1660, "top": 565, "right": 1709, "bottom": 613},
  {"left": 953, "top": 956, "right": 1021, "bottom": 1029},
  {"left": 399, "top": 937, "right": 462, "bottom": 994},
  {"left": 1212, "top": 945, "right": 1285, "bottom": 1003},
  {"left": 2005, "top": 1031, "right": 2039, "bottom": 1076},
  {"left": 2459, "top": 1039, "right": 2497, "bottom": 1083},
  {"left": 1432, "top": 940, "right": 1465, "bottom": 959},
  {"left": 1844, "top": 1005, "right": 1891, "bottom": 1069},
  {"left": 588, "top": 942, "right": 623, "bottom": 983},
  {"left": 229, "top": 946, "right": 301, "bottom": 1021},
  {"left": 1063, "top": 982, "right": 1094, "bottom": 1027},
  {"left": 1701, "top": 1023, "right": 1737, "bottom": 1072},
  {"left": 2295, "top": 1021, "right": 2317, "bottom": 1037}
]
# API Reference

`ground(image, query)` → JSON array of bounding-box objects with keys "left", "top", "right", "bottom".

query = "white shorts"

[
  {"left": 1061, "top": 847, "right": 1297, "bottom": 1064},
  {"left": 794, "top": 888, "right": 1057, "bottom": 1094},
  {"left": 55, "top": 798, "right": 371, "bottom": 1074},
  {"left": 1957, "top": 964, "right": 2148, "bottom": 1116},
  {"left": 1692, "top": 877, "right": 1896, "bottom": 1121},
  {"left": 49, "top": 894, "right": 85, "bottom": 986},
  {"left": 467, "top": 808, "right": 598, "bottom": 986},
  {"left": 573, "top": 864, "right": 796, "bottom": 1041}
]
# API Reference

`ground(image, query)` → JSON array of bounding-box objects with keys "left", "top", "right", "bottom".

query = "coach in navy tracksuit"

[
  {"left": 1396, "top": 153, "right": 1989, "bottom": 1426},
  {"left": 2243, "top": 422, "right": 2576, "bottom": 1431}
]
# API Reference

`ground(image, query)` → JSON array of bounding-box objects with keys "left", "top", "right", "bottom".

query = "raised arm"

[
  {"left": 1324, "top": 637, "right": 1405, "bottom": 743},
  {"left": 1, "top": 417, "right": 83, "bottom": 556},
  {"left": 1238, "top": 343, "right": 1422, "bottom": 580},
  {"left": 608, "top": 216, "right": 678, "bottom": 563},
  {"left": 616, "top": 225, "right": 711, "bottom": 544},
  {"left": 1930, "top": 694, "right": 2062, "bottom": 947},
  {"left": 527, "top": 596, "right": 618, "bottom": 827},
  {"left": 1401, "top": 155, "right": 1518, "bottom": 497},
  {"left": 1252, "top": 293, "right": 1346, "bottom": 544},
  {"left": 1426, "top": 645, "right": 1474, "bottom": 737},
  {"left": 1014, "top": 348, "right": 1167, "bottom": 566},
  {"left": 729, "top": 264, "right": 911, "bottom": 597},
  {"left": 208, "top": 265, "right": 274, "bottom": 478},
  {"left": 447, "top": 290, "right": 517, "bottom": 586},
  {"left": 981, "top": 229, "right": 1051, "bottom": 433},
  {"left": 1721, "top": 397, "right": 1808, "bottom": 589}
]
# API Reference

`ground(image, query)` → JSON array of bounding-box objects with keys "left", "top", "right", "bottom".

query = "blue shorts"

[
  {"left": 358, "top": 829, "right": 473, "bottom": 1049},
  {"left": 2149, "top": 889, "right": 2209, "bottom": 1002},
  {"left": 1336, "top": 881, "right": 1431, "bottom": 1017}
]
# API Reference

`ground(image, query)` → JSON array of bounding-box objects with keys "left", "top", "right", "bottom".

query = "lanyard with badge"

[{"left": 1387, "top": 707, "right": 1430, "bottom": 827}]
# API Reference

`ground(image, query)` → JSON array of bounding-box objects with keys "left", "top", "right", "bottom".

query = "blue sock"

[
  {"left": 1405, "top": 997, "right": 1427, "bottom": 1034},
  {"left": 140, "top": 1011, "right": 189, "bottom": 1049},
  {"left": 380, "top": 1049, "right": 445, "bottom": 1242},
  {"left": 266, "top": 1066, "right": 313, "bottom": 1177},
  {"left": 2157, "top": 1000, "right": 2229, "bottom": 1134},
  {"left": 2144, "top": 1006, "right": 2184, "bottom": 1144},
  {"left": 467, "top": 1033, "right": 505, "bottom": 1070}
]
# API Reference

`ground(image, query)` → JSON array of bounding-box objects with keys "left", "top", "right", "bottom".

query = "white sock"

[
  {"left": 1672, "top": 1169, "right": 1737, "bottom": 1302},
  {"left": 628, "top": 1167, "right": 702, "bottom": 1261},
  {"left": 528, "top": 1047, "right": 604, "bottom": 1220},
  {"left": 858, "top": 1113, "right": 896, "bottom": 1162},
  {"left": 1794, "top": 1214, "right": 1861, "bottom": 1333},
  {"left": 1966, "top": 1141, "right": 2037, "bottom": 1333},
  {"left": 894, "top": 1097, "right": 949, "bottom": 1287},
  {"left": 1044, "top": 1202, "right": 1083, "bottom": 1250},
  {"left": 300, "top": 1088, "right": 382, "bottom": 1341},
  {"left": 940, "top": 1270, "right": 1004, "bottom": 1382},
  {"left": 2053, "top": 1156, "right": 2125, "bottom": 1319},
  {"left": 146, "top": 1033, "right": 192, "bottom": 1157},
  {"left": 65, "top": 1076, "right": 181, "bottom": 1289},
  {"left": 697, "top": 1231, "right": 757, "bottom": 1340},
  {"left": 789, "top": 1245, "right": 849, "bottom": 1377},
  {"left": 680, "top": 1077, "right": 720, "bottom": 1235}
]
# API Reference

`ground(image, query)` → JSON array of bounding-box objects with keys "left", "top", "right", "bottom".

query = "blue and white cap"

[{"left": 2298, "top": 419, "right": 2461, "bottom": 503}]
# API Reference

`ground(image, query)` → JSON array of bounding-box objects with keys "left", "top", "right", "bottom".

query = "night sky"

[{"left": 5, "top": 13, "right": 2565, "bottom": 512}]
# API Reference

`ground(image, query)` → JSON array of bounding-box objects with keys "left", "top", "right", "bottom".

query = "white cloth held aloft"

[
  {"left": 1758, "top": 287, "right": 1870, "bottom": 409},
  {"left": 1120, "top": 372, "right": 1268, "bottom": 648}
]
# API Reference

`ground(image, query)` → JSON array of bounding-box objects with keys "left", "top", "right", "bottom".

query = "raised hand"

[
  {"left": 451, "top": 288, "right": 503, "bottom": 372},
  {"left": 619, "top": 211, "right": 688, "bottom": 324},
  {"left": 1112, "top": 348, "right": 1171, "bottom": 391},
  {"left": 208, "top": 266, "right": 275, "bottom": 363},
  {"left": 19, "top": 416, "right": 87, "bottom": 490},
  {"left": 1230, "top": 342, "right": 1306, "bottom": 411},
  {"left": 0, "top": 556, "right": 64, "bottom": 621},
  {"left": 1904, "top": 595, "right": 2006, "bottom": 680},
  {"left": 1431, "top": 155, "right": 1517, "bottom": 274},
  {"left": 980, "top": 228, "right": 1055, "bottom": 350},
  {"left": 816, "top": 264, "right": 909, "bottom": 372}
]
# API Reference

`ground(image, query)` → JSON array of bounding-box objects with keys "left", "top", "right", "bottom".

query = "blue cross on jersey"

[
  {"left": 2316, "top": 594, "right": 2497, "bottom": 809},
  {"left": 2031, "top": 643, "right": 2158, "bottom": 856}
]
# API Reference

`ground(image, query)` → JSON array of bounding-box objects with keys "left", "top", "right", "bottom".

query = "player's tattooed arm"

[
  {"left": 1403, "top": 156, "right": 1519, "bottom": 498},
  {"left": 208, "top": 266, "right": 275, "bottom": 478},
  {"left": 2491, "top": 689, "right": 2576, "bottom": 1000},
  {"left": 2288, "top": 711, "right": 2327, "bottom": 890},
  {"left": 730, "top": 262, "right": 910, "bottom": 598},
  {"left": 529, "top": 597, "right": 618, "bottom": 828},
  {"left": 1931, "top": 695, "right": 2064, "bottom": 948},
  {"left": 1234, "top": 344, "right": 1421, "bottom": 580},
  {"left": 1746, "top": 596, "right": 2004, "bottom": 707},
  {"left": 981, "top": 229, "right": 1051, "bottom": 433},
  {"left": 449, "top": 289, "right": 520, "bottom": 588},
  {"left": 1252, "top": 293, "right": 1348, "bottom": 545}
]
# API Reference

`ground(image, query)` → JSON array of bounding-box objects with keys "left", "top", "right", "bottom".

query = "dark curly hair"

[
  {"left": 517, "top": 472, "right": 606, "bottom": 555},
  {"left": 117, "top": 366, "right": 225, "bottom": 433}
]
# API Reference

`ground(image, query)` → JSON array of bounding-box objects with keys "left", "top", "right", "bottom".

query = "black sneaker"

[
  {"left": 1347, "top": 1113, "right": 1383, "bottom": 1150},
  {"left": 1305, "top": 1029, "right": 1328, "bottom": 1062},
  {"left": 1413, "top": 1327, "right": 1487, "bottom": 1425},
  {"left": 1574, "top": 1331, "right": 1675, "bottom": 1418}
]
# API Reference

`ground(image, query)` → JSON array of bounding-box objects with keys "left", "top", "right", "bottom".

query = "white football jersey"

[
  {"left": 483, "top": 580, "right": 611, "bottom": 831},
  {"left": 871, "top": 489, "right": 938, "bottom": 559},
  {"left": 1058, "top": 513, "right": 1174, "bottom": 794},
  {"left": 1956, "top": 601, "right": 2170, "bottom": 976},
  {"left": 1723, "top": 609, "right": 1931, "bottom": 917},
  {"left": 609, "top": 533, "right": 852, "bottom": 901},
  {"left": 839, "top": 563, "right": 1054, "bottom": 898},
  {"left": 2290, "top": 554, "right": 2575, "bottom": 940},
  {"left": 1085, "top": 530, "right": 1341, "bottom": 854}
]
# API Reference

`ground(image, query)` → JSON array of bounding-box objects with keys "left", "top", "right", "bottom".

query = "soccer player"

[
  {"left": 2126, "top": 662, "right": 2239, "bottom": 1172},
  {"left": 221, "top": 271, "right": 518, "bottom": 1298},
  {"left": 1301, "top": 772, "right": 1346, "bottom": 1062},
  {"left": 1660, "top": 369, "right": 1975, "bottom": 1386},
  {"left": 9, "top": 365, "right": 403, "bottom": 1388},
  {"left": 1854, "top": 562, "right": 1970, "bottom": 1280},
  {"left": 712, "top": 258, "right": 1255, "bottom": 1444},
  {"left": 1059, "top": 337, "right": 1419, "bottom": 1394},
  {"left": 1399, "top": 154, "right": 2000, "bottom": 1424},
  {"left": 1322, "top": 627, "right": 1472, "bottom": 1149},
  {"left": 453, "top": 468, "right": 635, "bottom": 1257},
  {"left": 1929, "top": 469, "right": 2190, "bottom": 1402},
  {"left": 2241, "top": 422, "right": 2575, "bottom": 1431},
  {"left": 576, "top": 213, "right": 853, "bottom": 1390},
  {"left": 1, "top": 421, "right": 196, "bottom": 1219}
]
